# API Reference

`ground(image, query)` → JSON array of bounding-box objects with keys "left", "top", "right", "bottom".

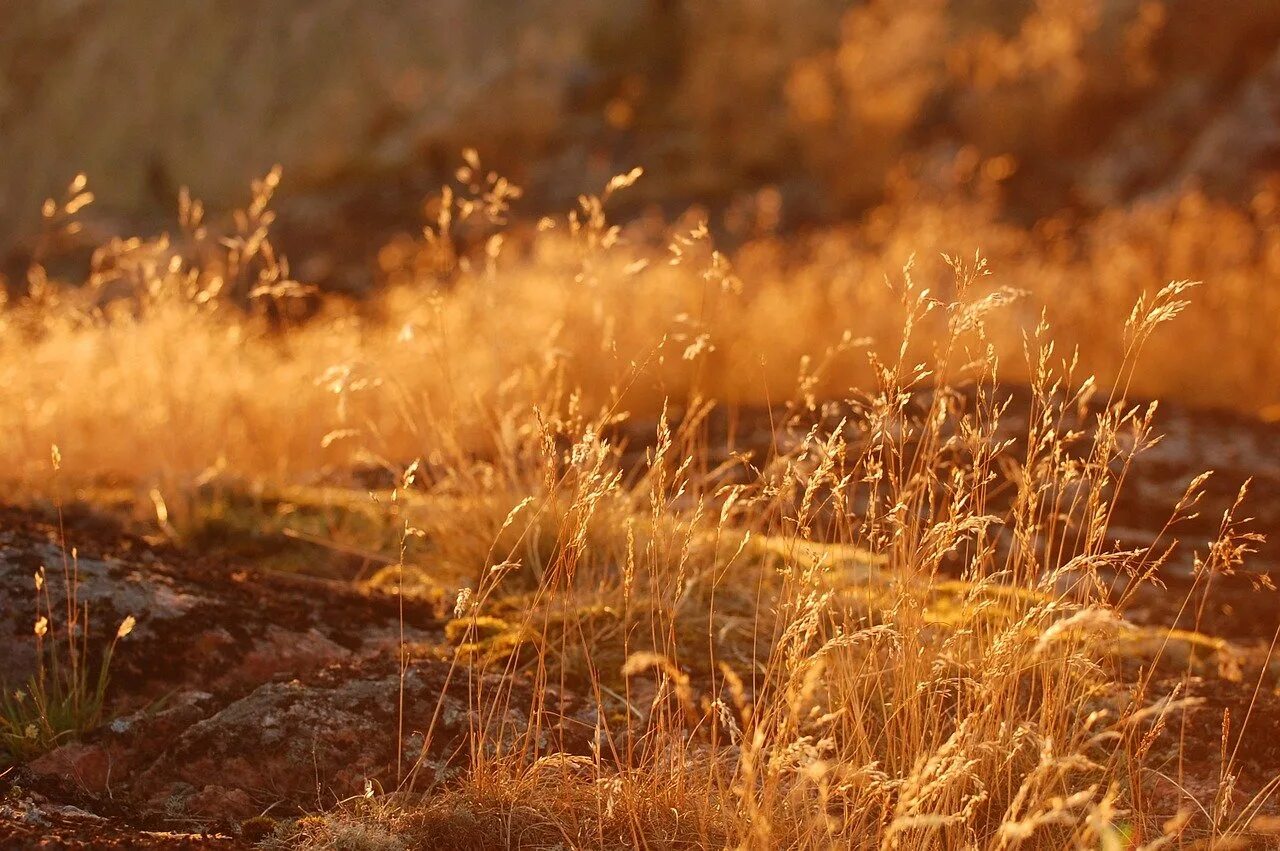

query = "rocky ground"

[
  {"left": 3, "top": 398, "right": 1280, "bottom": 847},
  {"left": 0, "top": 506, "right": 593, "bottom": 848}
]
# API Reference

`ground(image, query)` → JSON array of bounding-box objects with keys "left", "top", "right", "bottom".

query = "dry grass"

[
  {"left": 7, "top": 4, "right": 1280, "bottom": 847},
  {"left": 3, "top": 161, "right": 1279, "bottom": 848},
  {"left": 8, "top": 162, "right": 1280, "bottom": 499}
]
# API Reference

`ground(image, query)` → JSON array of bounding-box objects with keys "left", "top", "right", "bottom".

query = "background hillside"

[{"left": 6, "top": 0, "right": 1280, "bottom": 277}]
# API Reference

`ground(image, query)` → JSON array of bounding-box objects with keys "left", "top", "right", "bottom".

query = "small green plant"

[
  {"left": 0, "top": 567, "right": 135, "bottom": 763},
  {"left": 0, "top": 447, "right": 135, "bottom": 764}
]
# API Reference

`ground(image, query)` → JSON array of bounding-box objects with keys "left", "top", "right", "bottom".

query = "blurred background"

[{"left": 6, "top": 0, "right": 1280, "bottom": 292}]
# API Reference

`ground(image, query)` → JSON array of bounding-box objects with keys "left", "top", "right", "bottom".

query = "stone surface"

[
  {"left": 26, "top": 743, "right": 114, "bottom": 794},
  {"left": 0, "top": 506, "right": 439, "bottom": 695},
  {"left": 0, "top": 505, "right": 592, "bottom": 840}
]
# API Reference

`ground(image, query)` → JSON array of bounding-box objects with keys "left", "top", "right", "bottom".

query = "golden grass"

[
  {"left": 8, "top": 164, "right": 1280, "bottom": 502},
  {"left": 4, "top": 164, "right": 1280, "bottom": 848}
]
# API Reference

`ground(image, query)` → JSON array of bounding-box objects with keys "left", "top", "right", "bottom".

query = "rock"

[
  {"left": 0, "top": 536, "right": 206, "bottom": 688},
  {"left": 0, "top": 508, "right": 590, "bottom": 824},
  {"left": 27, "top": 743, "right": 114, "bottom": 794},
  {"left": 129, "top": 659, "right": 593, "bottom": 814},
  {"left": 0, "top": 506, "right": 440, "bottom": 698},
  {"left": 232, "top": 626, "right": 352, "bottom": 684},
  {"left": 181, "top": 786, "right": 257, "bottom": 822},
  {"left": 97, "top": 689, "right": 219, "bottom": 774}
]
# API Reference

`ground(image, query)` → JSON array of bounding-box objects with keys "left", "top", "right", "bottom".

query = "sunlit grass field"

[{"left": 1, "top": 154, "right": 1277, "bottom": 847}]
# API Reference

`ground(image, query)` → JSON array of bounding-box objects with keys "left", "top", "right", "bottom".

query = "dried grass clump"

[{"left": 283, "top": 245, "right": 1270, "bottom": 847}]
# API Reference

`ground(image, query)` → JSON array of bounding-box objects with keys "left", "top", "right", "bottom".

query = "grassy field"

[
  {"left": 0, "top": 159, "right": 1275, "bottom": 848},
  {"left": 4, "top": 3, "right": 1280, "bottom": 848}
]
